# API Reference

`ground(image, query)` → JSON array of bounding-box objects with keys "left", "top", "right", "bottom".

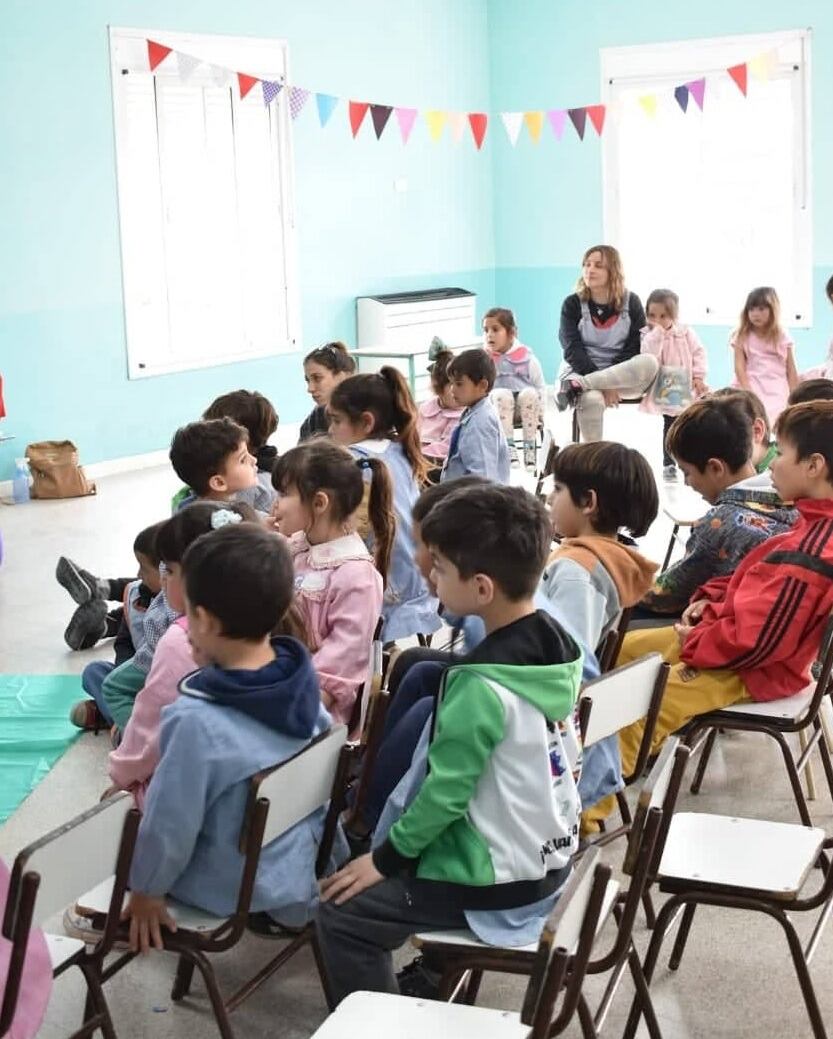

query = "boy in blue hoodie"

[{"left": 125, "top": 523, "right": 330, "bottom": 954}]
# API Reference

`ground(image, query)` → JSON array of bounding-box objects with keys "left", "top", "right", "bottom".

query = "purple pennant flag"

[
  {"left": 567, "top": 107, "right": 587, "bottom": 140},
  {"left": 686, "top": 77, "right": 706, "bottom": 110},
  {"left": 262, "top": 79, "right": 283, "bottom": 107},
  {"left": 547, "top": 108, "right": 567, "bottom": 140},
  {"left": 674, "top": 84, "right": 689, "bottom": 113},
  {"left": 289, "top": 86, "right": 310, "bottom": 119},
  {"left": 316, "top": 93, "right": 339, "bottom": 127},
  {"left": 370, "top": 104, "right": 393, "bottom": 139}
]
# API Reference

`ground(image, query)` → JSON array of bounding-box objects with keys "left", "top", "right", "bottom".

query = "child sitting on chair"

[
  {"left": 124, "top": 523, "right": 333, "bottom": 953},
  {"left": 203, "top": 389, "right": 280, "bottom": 513},
  {"left": 169, "top": 417, "right": 258, "bottom": 512},
  {"left": 441, "top": 349, "right": 510, "bottom": 484},
  {"left": 417, "top": 341, "right": 463, "bottom": 474}
]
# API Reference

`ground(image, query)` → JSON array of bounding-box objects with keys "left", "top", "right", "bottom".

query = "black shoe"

[
  {"left": 64, "top": 599, "right": 108, "bottom": 651},
  {"left": 56, "top": 557, "right": 101, "bottom": 605},
  {"left": 396, "top": 955, "right": 441, "bottom": 999},
  {"left": 555, "top": 379, "right": 583, "bottom": 413}
]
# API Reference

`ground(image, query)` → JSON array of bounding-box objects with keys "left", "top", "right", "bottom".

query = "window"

[
  {"left": 601, "top": 30, "right": 811, "bottom": 326},
  {"left": 109, "top": 28, "right": 299, "bottom": 379}
]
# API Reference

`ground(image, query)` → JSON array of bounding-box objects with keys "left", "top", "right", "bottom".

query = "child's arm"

[
  {"left": 733, "top": 338, "right": 750, "bottom": 389},
  {"left": 639, "top": 326, "right": 665, "bottom": 360},
  {"left": 541, "top": 558, "right": 607, "bottom": 653},
  {"left": 687, "top": 328, "right": 708, "bottom": 392},
  {"left": 640, "top": 509, "right": 726, "bottom": 616},
  {"left": 786, "top": 344, "right": 799, "bottom": 392},
  {"left": 559, "top": 296, "right": 597, "bottom": 375},
  {"left": 457, "top": 412, "right": 497, "bottom": 478}
]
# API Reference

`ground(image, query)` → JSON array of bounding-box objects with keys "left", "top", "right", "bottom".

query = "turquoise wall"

[
  {"left": 487, "top": 0, "right": 833, "bottom": 384},
  {"left": 0, "top": 0, "right": 494, "bottom": 476}
]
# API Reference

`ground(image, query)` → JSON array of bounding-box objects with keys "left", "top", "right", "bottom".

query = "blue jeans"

[{"left": 81, "top": 660, "right": 115, "bottom": 726}]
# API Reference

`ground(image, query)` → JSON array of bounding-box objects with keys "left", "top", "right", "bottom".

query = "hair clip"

[
  {"left": 211, "top": 508, "right": 243, "bottom": 530},
  {"left": 428, "top": 336, "right": 448, "bottom": 362},
  {"left": 355, "top": 457, "right": 373, "bottom": 471}
]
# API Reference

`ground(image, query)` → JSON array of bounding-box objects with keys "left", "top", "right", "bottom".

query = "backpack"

[{"left": 25, "top": 440, "right": 96, "bottom": 499}]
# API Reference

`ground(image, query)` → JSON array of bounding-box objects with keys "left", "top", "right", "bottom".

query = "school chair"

[
  {"left": 310, "top": 848, "right": 613, "bottom": 1039},
  {"left": 595, "top": 607, "right": 634, "bottom": 674},
  {"left": 658, "top": 484, "right": 706, "bottom": 573},
  {"left": 533, "top": 427, "right": 559, "bottom": 500},
  {"left": 622, "top": 751, "right": 833, "bottom": 1039},
  {"left": 1, "top": 871, "right": 48, "bottom": 1039},
  {"left": 74, "top": 725, "right": 350, "bottom": 1039},
  {"left": 2, "top": 793, "right": 140, "bottom": 1039}
]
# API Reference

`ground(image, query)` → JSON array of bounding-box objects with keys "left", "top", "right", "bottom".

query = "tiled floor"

[{"left": 2, "top": 409, "right": 830, "bottom": 1039}]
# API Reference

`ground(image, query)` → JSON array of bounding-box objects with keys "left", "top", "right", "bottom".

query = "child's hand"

[
  {"left": 319, "top": 853, "right": 384, "bottom": 905},
  {"left": 674, "top": 622, "right": 694, "bottom": 649},
  {"left": 693, "top": 378, "right": 707, "bottom": 397},
  {"left": 602, "top": 389, "right": 620, "bottom": 408},
  {"left": 124, "top": 892, "right": 177, "bottom": 954},
  {"left": 680, "top": 598, "right": 708, "bottom": 627}
]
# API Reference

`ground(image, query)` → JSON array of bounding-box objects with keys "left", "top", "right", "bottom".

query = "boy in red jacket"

[{"left": 616, "top": 400, "right": 833, "bottom": 776}]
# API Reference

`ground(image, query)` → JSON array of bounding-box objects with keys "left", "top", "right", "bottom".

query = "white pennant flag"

[
  {"left": 448, "top": 111, "right": 467, "bottom": 143},
  {"left": 208, "top": 63, "right": 231, "bottom": 88},
  {"left": 501, "top": 111, "right": 524, "bottom": 147},
  {"left": 177, "top": 51, "right": 201, "bottom": 81}
]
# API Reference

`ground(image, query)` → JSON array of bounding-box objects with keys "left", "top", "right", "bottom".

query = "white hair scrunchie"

[{"left": 210, "top": 508, "right": 243, "bottom": 530}]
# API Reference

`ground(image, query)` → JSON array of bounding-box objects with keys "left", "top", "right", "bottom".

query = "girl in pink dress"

[
  {"left": 417, "top": 344, "right": 463, "bottom": 470},
  {"left": 731, "top": 286, "right": 798, "bottom": 425}
]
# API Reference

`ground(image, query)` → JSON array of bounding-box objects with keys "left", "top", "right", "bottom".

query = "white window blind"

[
  {"left": 109, "top": 28, "right": 299, "bottom": 378},
  {"left": 601, "top": 30, "right": 811, "bottom": 327}
]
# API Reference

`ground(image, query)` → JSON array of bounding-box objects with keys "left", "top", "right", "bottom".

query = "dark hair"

[
  {"left": 788, "top": 379, "right": 833, "bottom": 406},
  {"left": 447, "top": 348, "right": 496, "bottom": 391},
  {"left": 412, "top": 475, "right": 491, "bottom": 524},
  {"left": 429, "top": 348, "right": 455, "bottom": 395},
  {"left": 133, "top": 522, "right": 164, "bottom": 565},
  {"left": 482, "top": 307, "right": 517, "bottom": 335},
  {"left": 169, "top": 417, "right": 248, "bottom": 495},
  {"left": 203, "top": 390, "right": 278, "bottom": 451},
  {"left": 303, "top": 341, "right": 356, "bottom": 374},
  {"left": 155, "top": 502, "right": 258, "bottom": 564},
  {"left": 330, "top": 367, "right": 430, "bottom": 484},
  {"left": 645, "top": 289, "right": 679, "bottom": 322},
  {"left": 273, "top": 440, "right": 395, "bottom": 582},
  {"left": 826, "top": 273, "right": 833, "bottom": 304},
  {"left": 182, "top": 525, "right": 294, "bottom": 640},
  {"left": 666, "top": 397, "right": 753, "bottom": 472},
  {"left": 551, "top": 442, "right": 658, "bottom": 538},
  {"left": 708, "top": 386, "right": 771, "bottom": 438},
  {"left": 420, "top": 483, "right": 551, "bottom": 601},
  {"left": 774, "top": 401, "right": 833, "bottom": 477}
]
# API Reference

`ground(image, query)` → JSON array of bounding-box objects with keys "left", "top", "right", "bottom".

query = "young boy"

[
  {"left": 789, "top": 378, "right": 833, "bottom": 405},
  {"left": 710, "top": 386, "right": 777, "bottom": 472},
  {"left": 638, "top": 395, "right": 796, "bottom": 618},
  {"left": 317, "top": 484, "right": 584, "bottom": 1003},
  {"left": 169, "top": 416, "right": 258, "bottom": 511},
  {"left": 124, "top": 523, "right": 330, "bottom": 954},
  {"left": 441, "top": 349, "right": 510, "bottom": 484},
  {"left": 616, "top": 400, "right": 833, "bottom": 779}
]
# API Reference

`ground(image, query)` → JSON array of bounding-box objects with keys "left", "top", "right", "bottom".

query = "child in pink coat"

[
  {"left": 271, "top": 440, "right": 386, "bottom": 725},
  {"left": 731, "top": 286, "right": 797, "bottom": 426},
  {"left": 640, "top": 288, "right": 708, "bottom": 480},
  {"left": 417, "top": 343, "right": 463, "bottom": 469}
]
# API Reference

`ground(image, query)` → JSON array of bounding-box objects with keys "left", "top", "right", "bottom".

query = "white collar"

[
  {"left": 352, "top": 438, "right": 391, "bottom": 455},
  {"left": 307, "top": 532, "right": 373, "bottom": 568}
]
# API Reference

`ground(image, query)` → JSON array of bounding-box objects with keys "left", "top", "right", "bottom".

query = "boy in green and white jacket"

[{"left": 317, "top": 483, "right": 584, "bottom": 1004}]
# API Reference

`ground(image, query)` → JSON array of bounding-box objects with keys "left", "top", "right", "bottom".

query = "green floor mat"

[{"left": 0, "top": 674, "right": 83, "bottom": 824}]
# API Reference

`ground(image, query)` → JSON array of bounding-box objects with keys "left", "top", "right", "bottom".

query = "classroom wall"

[
  {"left": 487, "top": 0, "right": 833, "bottom": 385},
  {"left": 0, "top": 0, "right": 494, "bottom": 477}
]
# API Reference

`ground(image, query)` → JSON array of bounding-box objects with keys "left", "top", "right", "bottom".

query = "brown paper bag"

[{"left": 25, "top": 440, "right": 96, "bottom": 499}]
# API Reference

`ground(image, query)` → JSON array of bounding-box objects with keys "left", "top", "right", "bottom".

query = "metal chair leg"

[
  {"left": 622, "top": 895, "right": 682, "bottom": 1039},
  {"left": 690, "top": 728, "right": 718, "bottom": 794},
  {"left": 799, "top": 727, "right": 818, "bottom": 800},
  {"left": 183, "top": 949, "right": 236, "bottom": 1039},
  {"left": 642, "top": 889, "right": 657, "bottom": 930},
  {"left": 770, "top": 907, "right": 829, "bottom": 1039},
  {"left": 171, "top": 954, "right": 196, "bottom": 1001},
  {"left": 668, "top": 903, "right": 696, "bottom": 970},
  {"left": 77, "top": 961, "right": 117, "bottom": 1039}
]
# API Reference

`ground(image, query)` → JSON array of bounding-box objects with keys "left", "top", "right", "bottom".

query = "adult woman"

[
  {"left": 299, "top": 342, "right": 356, "bottom": 442},
  {"left": 557, "top": 245, "right": 658, "bottom": 441}
]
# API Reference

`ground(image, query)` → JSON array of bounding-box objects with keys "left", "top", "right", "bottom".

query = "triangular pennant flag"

[
  {"left": 147, "top": 40, "right": 172, "bottom": 72},
  {"left": 546, "top": 109, "right": 567, "bottom": 140},
  {"left": 238, "top": 73, "right": 259, "bottom": 100},
  {"left": 316, "top": 93, "right": 339, "bottom": 127},
  {"left": 468, "top": 112, "right": 488, "bottom": 150},
  {"left": 523, "top": 111, "right": 544, "bottom": 143},
  {"left": 501, "top": 112, "right": 523, "bottom": 146},
  {"left": 176, "top": 52, "right": 200, "bottom": 81},
  {"left": 749, "top": 48, "right": 778, "bottom": 82},
  {"left": 638, "top": 94, "right": 658, "bottom": 118},
  {"left": 448, "top": 111, "right": 467, "bottom": 143},
  {"left": 674, "top": 85, "right": 689, "bottom": 113},
  {"left": 370, "top": 104, "right": 393, "bottom": 139},
  {"left": 289, "top": 86, "right": 310, "bottom": 120},
  {"left": 686, "top": 78, "right": 706, "bottom": 111},
  {"left": 209, "top": 64, "right": 231, "bottom": 88},
  {"left": 567, "top": 108, "right": 587, "bottom": 140},
  {"left": 349, "top": 101, "right": 370, "bottom": 137},
  {"left": 395, "top": 107, "right": 418, "bottom": 144},
  {"left": 586, "top": 104, "right": 606, "bottom": 136},
  {"left": 727, "top": 62, "right": 748, "bottom": 96},
  {"left": 262, "top": 80, "right": 283, "bottom": 107},
  {"left": 425, "top": 110, "right": 447, "bottom": 142}
]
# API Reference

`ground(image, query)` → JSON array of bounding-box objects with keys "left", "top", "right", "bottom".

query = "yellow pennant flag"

[
  {"left": 638, "top": 94, "right": 658, "bottom": 118},
  {"left": 749, "top": 48, "right": 778, "bottom": 81},
  {"left": 523, "top": 110, "right": 544, "bottom": 143},
  {"left": 424, "top": 110, "right": 447, "bottom": 142}
]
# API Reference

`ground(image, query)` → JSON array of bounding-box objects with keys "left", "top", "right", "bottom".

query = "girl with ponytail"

[
  {"left": 272, "top": 440, "right": 386, "bottom": 723},
  {"left": 328, "top": 368, "right": 441, "bottom": 641}
]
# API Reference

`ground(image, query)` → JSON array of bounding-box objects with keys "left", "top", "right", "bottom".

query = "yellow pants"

[{"left": 582, "top": 625, "right": 750, "bottom": 832}]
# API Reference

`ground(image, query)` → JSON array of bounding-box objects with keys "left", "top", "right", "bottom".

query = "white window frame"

[
  {"left": 601, "top": 29, "right": 812, "bottom": 326},
  {"left": 109, "top": 26, "right": 300, "bottom": 379}
]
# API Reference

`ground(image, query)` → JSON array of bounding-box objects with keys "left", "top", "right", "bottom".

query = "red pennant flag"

[
  {"left": 370, "top": 104, "right": 393, "bottom": 139},
  {"left": 568, "top": 107, "right": 587, "bottom": 140},
  {"left": 349, "top": 101, "right": 370, "bottom": 137},
  {"left": 586, "top": 104, "right": 606, "bottom": 136},
  {"left": 237, "top": 73, "right": 259, "bottom": 100},
  {"left": 727, "top": 62, "right": 748, "bottom": 96},
  {"left": 147, "top": 40, "right": 172, "bottom": 72},
  {"left": 468, "top": 112, "right": 488, "bottom": 150}
]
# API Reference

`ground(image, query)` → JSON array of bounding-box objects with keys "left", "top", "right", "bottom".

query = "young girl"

[
  {"left": 731, "top": 286, "right": 797, "bottom": 425},
  {"left": 484, "top": 307, "right": 545, "bottom": 470},
  {"left": 300, "top": 342, "right": 356, "bottom": 442},
  {"left": 271, "top": 440, "right": 386, "bottom": 724},
  {"left": 204, "top": 389, "right": 279, "bottom": 512},
  {"left": 640, "top": 289, "right": 708, "bottom": 481},
  {"left": 328, "top": 368, "right": 441, "bottom": 642},
  {"left": 417, "top": 343, "right": 463, "bottom": 468}
]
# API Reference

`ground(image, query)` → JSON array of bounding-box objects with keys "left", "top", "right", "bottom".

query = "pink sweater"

[
  {"left": 288, "top": 531, "right": 383, "bottom": 724},
  {"left": 108, "top": 618, "right": 194, "bottom": 808},
  {"left": 418, "top": 396, "right": 464, "bottom": 459},
  {"left": 639, "top": 323, "right": 707, "bottom": 415}
]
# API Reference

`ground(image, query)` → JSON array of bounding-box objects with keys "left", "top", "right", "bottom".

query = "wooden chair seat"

[
  {"left": 717, "top": 687, "right": 815, "bottom": 722},
  {"left": 77, "top": 877, "right": 225, "bottom": 934}
]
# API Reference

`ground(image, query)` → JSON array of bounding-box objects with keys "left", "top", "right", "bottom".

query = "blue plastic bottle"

[{"left": 12, "top": 458, "right": 30, "bottom": 504}]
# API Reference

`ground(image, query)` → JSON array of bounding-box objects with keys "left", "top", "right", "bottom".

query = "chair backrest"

[
  {"left": 357, "top": 640, "right": 384, "bottom": 744},
  {"left": 0, "top": 871, "right": 43, "bottom": 1036},
  {"left": 623, "top": 737, "right": 691, "bottom": 876},
  {"left": 7, "top": 793, "right": 136, "bottom": 929},
  {"left": 596, "top": 607, "right": 634, "bottom": 674},
  {"left": 580, "top": 653, "right": 666, "bottom": 748}
]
